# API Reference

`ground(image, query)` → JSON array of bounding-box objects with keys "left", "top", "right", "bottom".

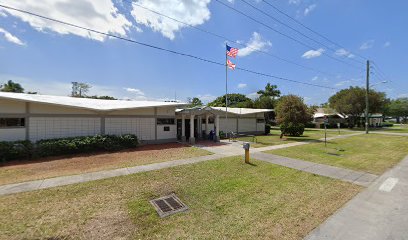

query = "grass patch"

[
  {"left": 0, "top": 143, "right": 212, "bottom": 185},
  {"left": 0, "top": 157, "right": 361, "bottom": 239},
  {"left": 239, "top": 129, "right": 354, "bottom": 148},
  {"left": 266, "top": 134, "right": 408, "bottom": 175}
]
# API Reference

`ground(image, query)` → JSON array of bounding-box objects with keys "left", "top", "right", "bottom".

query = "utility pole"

[{"left": 365, "top": 60, "right": 370, "bottom": 134}]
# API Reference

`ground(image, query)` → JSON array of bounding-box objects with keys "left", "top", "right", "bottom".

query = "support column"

[
  {"left": 25, "top": 102, "right": 30, "bottom": 141},
  {"left": 197, "top": 116, "right": 202, "bottom": 139},
  {"left": 215, "top": 115, "right": 220, "bottom": 142},
  {"left": 189, "top": 114, "right": 195, "bottom": 144},
  {"left": 181, "top": 115, "right": 186, "bottom": 142},
  {"left": 205, "top": 114, "right": 209, "bottom": 135}
]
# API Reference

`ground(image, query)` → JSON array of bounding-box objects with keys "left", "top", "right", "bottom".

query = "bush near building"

[{"left": 0, "top": 134, "right": 139, "bottom": 162}]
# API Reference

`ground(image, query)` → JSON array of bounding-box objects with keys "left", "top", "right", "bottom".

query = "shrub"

[
  {"left": 265, "top": 124, "right": 271, "bottom": 135},
  {"left": 0, "top": 134, "right": 139, "bottom": 161},
  {"left": 280, "top": 123, "right": 305, "bottom": 136},
  {"left": 0, "top": 141, "right": 33, "bottom": 162},
  {"left": 382, "top": 122, "right": 394, "bottom": 127}
]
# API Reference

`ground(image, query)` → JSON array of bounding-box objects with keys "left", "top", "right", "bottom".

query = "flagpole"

[{"left": 225, "top": 43, "right": 228, "bottom": 139}]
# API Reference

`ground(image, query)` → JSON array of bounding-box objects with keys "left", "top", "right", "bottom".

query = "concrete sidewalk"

[
  {"left": 252, "top": 152, "right": 378, "bottom": 187},
  {"left": 305, "top": 155, "right": 408, "bottom": 240}
]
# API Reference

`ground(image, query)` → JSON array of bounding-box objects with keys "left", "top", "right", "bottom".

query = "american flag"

[
  {"left": 226, "top": 45, "right": 238, "bottom": 58},
  {"left": 227, "top": 59, "right": 236, "bottom": 70}
]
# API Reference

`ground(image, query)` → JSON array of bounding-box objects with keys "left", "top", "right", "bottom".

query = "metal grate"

[{"left": 150, "top": 194, "right": 188, "bottom": 218}]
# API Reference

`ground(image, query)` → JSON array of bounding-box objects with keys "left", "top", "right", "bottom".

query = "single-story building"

[{"left": 0, "top": 92, "right": 273, "bottom": 143}]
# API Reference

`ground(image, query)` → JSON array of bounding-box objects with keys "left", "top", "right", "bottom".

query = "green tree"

[
  {"left": 329, "top": 86, "right": 388, "bottom": 127},
  {"left": 0, "top": 80, "right": 24, "bottom": 93},
  {"left": 208, "top": 93, "right": 253, "bottom": 108},
  {"left": 275, "top": 95, "right": 312, "bottom": 138},
  {"left": 257, "top": 83, "right": 281, "bottom": 100},
  {"left": 386, "top": 98, "right": 408, "bottom": 123},
  {"left": 187, "top": 97, "right": 203, "bottom": 107},
  {"left": 71, "top": 82, "right": 91, "bottom": 97}
]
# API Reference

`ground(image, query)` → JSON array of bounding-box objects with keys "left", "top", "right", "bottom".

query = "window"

[
  {"left": 164, "top": 126, "right": 170, "bottom": 131},
  {"left": 201, "top": 118, "right": 215, "bottom": 124},
  {"left": 257, "top": 119, "right": 265, "bottom": 123},
  {"left": 0, "top": 118, "right": 25, "bottom": 128},
  {"left": 157, "top": 118, "right": 175, "bottom": 125}
]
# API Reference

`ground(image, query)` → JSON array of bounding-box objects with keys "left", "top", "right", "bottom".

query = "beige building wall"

[
  {"left": 0, "top": 99, "right": 25, "bottom": 113},
  {"left": 0, "top": 128, "right": 25, "bottom": 141},
  {"left": 105, "top": 117, "right": 155, "bottom": 141},
  {"left": 29, "top": 117, "right": 101, "bottom": 141}
]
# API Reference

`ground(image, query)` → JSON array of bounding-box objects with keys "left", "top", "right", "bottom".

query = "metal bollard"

[{"left": 243, "top": 142, "right": 250, "bottom": 164}]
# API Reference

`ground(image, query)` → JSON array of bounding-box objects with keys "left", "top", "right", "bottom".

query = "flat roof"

[
  {"left": 0, "top": 92, "right": 186, "bottom": 112},
  {"left": 176, "top": 106, "right": 273, "bottom": 116}
]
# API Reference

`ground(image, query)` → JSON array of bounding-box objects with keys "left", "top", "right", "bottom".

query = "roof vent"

[{"left": 150, "top": 194, "right": 188, "bottom": 218}]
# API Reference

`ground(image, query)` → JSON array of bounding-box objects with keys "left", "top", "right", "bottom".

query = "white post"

[
  {"left": 181, "top": 115, "right": 186, "bottom": 142},
  {"left": 215, "top": 115, "right": 220, "bottom": 142},
  {"left": 197, "top": 116, "right": 202, "bottom": 138},
  {"left": 205, "top": 114, "right": 209, "bottom": 135},
  {"left": 189, "top": 114, "right": 195, "bottom": 144}
]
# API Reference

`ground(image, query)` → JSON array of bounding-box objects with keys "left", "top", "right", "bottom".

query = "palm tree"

[
  {"left": 257, "top": 83, "right": 281, "bottom": 100},
  {"left": 0, "top": 80, "right": 24, "bottom": 93}
]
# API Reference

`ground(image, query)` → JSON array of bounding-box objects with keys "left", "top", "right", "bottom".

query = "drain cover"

[{"left": 150, "top": 194, "right": 188, "bottom": 218}]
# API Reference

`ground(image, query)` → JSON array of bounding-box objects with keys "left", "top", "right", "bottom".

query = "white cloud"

[
  {"left": 398, "top": 93, "right": 408, "bottom": 98},
  {"left": 312, "top": 76, "right": 318, "bottom": 81},
  {"left": 196, "top": 94, "right": 216, "bottom": 103},
  {"left": 335, "top": 48, "right": 355, "bottom": 58},
  {"left": 0, "top": 28, "right": 25, "bottom": 45},
  {"left": 335, "top": 80, "right": 351, "bottom": 87},
  {"left": 0, "top": 11, "right": 7, "bottom": 17},
  {"left": 360, "top": 40, "right": 375, "bottom": 50},
  {"left": 131, "top": 0, "right": 211, "bottom": 40},
  {"left": 304, "top": 4, "right": 317, "bottom": 16},
  {"left": 302, "top": 48, "right": 325, "bottom": 59},
  {"left": 0, "top": 0, "right": 132, "bottom": 41},
  {"left": 289, "top": 0, "right": 301, "bottom": 5},
  {"left": 124, "top": 87, "right": 145, "bottom": 96},
  {"left": 246, "top": 92, "right": 260, "bottom": 100},
  {"left": 384, "top": 41, "right": 391, "bottom": 48},
  {"left": 237, "top": 83, "right": 247, "bottom": 89},
  {"left": 237, "top": 32, "right": 272, "bottom": 57}
]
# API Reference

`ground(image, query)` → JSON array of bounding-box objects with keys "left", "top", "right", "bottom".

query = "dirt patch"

[{"left": 0, "top": 143, "right": 211, "bottom": 185}]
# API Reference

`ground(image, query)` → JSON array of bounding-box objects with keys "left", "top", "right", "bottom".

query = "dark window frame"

[
  {"left": 157, "top": 118, "right": 175, "bottom": 125},
  {"left": 256, "top": 119, "right": 265, "bottom": 124},
  {"left": 163, "top": 126, "right": 170, "bottom": 131},
  {"left": 0, "top": 118, "right": 26, "bottom": 128}
]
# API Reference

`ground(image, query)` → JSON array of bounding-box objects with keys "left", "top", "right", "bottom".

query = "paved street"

[{"left": 305, "top": 155, "right": 408, "bottom": 240}]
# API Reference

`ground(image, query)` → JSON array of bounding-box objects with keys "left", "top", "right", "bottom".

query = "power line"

[
  {"left": 128, "top": 0, "right": 341, "bottom": 78},
  {"left": 0, "top": 3, "right": 338, "bottom": 90},
  {"left": 214, "top": 0, "right": 363, "bottom": 70},
  {"left": 239, "top": 0, "right": 365, "bottom": 65},
  {"left": 261, "top": 0, "right": 367, "bottom": 61}
]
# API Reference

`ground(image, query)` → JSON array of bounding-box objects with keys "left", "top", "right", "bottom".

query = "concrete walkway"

[
  {"left": 0, "top": 153, "right": 222, "bottom": 196},
  {"left": 252, "top": 152, "right": 378, "bottom": 187},
  {"left": 305, "top": 155, "right": 408, "bottom": 240},
  {"left": 371, "top": 131, "right": 408, "bottom": 136}
]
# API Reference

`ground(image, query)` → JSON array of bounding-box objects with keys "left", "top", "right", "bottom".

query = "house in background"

[
  {"left": 0, "top": 92, "right": 272, "bottom": 143},
  {"left": 312, "top": 108, "right": 347, "bottom": 128}
]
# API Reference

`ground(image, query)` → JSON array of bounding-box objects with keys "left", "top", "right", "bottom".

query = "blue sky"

[{"left": 0, "top": 0, "right": 406, "bottom": 104}]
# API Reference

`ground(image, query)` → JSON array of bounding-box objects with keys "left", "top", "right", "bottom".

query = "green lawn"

[
  {"left": 266, "top": 134, "right": 408, "bottom": 175},
  {"left": 0, "top": 157, "right": 361, "bottom": 239},
  {"left": 380, "top": 125, "right": 408, "bottom": 133},
  {"left": 239, "top": 129, "right": 354, "bottom": 148}
]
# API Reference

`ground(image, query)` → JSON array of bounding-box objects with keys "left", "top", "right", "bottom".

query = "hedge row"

[{"left": 0, "top": 134, "right": 139, "bottom": 162}]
